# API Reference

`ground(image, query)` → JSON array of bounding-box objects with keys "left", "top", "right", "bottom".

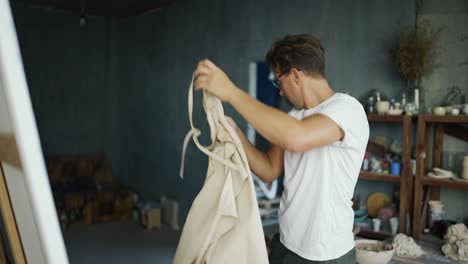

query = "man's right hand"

[{"left": 194, "top": 59, "right": 239, "bottom": 103}]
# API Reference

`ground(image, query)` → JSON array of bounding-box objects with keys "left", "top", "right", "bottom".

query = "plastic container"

[{"left": 390, "top": 162, "right": 401, "bottom": 176}]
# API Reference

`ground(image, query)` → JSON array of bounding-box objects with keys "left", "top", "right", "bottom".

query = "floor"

[
  {"left": 63, "top": 221, "right": 180, "bottom": 264},
  {"left": 63, "top": 221, "right": 463, "bottom": 264}
]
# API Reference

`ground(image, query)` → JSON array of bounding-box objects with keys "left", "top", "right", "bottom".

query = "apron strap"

[{"left": 179, "top": 75, "right": 241, "bottom": 178}]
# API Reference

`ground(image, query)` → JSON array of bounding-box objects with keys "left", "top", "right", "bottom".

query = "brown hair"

[{"left": 266, "top": 34, "right": 325, "bottom": 78}]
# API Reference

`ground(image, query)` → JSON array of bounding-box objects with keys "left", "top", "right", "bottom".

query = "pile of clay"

[
  {"left": 442, "top": 223, "right": 468, "bottom": 262},
  {"left": 392, "top": 233, "right": 425, "bottom": 257}
]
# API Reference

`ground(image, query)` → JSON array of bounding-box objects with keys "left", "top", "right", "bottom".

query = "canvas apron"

[{"left": 175, "top": 76, "right": 268, "bottom": 264}]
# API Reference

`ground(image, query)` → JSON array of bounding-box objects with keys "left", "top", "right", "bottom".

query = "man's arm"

[
  {"left": 226, "top": 117, "right": 283, "bottom": 183},
  {"left": 229, "top": 90, "right": 344, "bottom": 152},
  {"left": 194, "top": 59, "right": 343, "bottom": 152}
]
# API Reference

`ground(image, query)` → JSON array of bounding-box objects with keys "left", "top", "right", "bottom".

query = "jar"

[{"left": 367, "top": 97, "right": 375, "bottom": 114}]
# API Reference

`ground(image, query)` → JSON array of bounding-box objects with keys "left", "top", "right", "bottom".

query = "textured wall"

[
  {"left": 12, "top": 4, "right": 124, "bottom": 185},
  {"left": 116, "top": 0, "right": 415, "bottom": 222},
  {"left": 15, "top": 0, "right": 468, "bottom": 226},
  {"left": 419, "top": 0, "right": 468, "bottom": 221}
]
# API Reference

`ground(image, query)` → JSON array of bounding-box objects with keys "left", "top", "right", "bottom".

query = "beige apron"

[{"left": 175, "top": 76, "right": 268, "bottom": 264}]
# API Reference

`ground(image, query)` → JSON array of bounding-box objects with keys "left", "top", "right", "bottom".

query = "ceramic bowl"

[
  {"left": 433, "top": 106, "right": 446, "bottom": 116},
  {"left": 387, "top": 109, "right": 403, "bottom": 115},
  {"left": 428, "top": 200, "right": 444, "bottom": 210},
  {"left": 355, "top": 239, "right": 394, "bottom": 264},
  {"left": 376, "top": 101, "right": 390, "bottom": 115}
]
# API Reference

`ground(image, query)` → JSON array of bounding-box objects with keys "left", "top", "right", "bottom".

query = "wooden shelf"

[
  {"left": 359, "top": 171, "right": 401, "bottom": 183},
  {"left": 421, "top": 115, "right": 468, "bottom": 123},
  {"left": 357, "top": 229, "right": 393, "bottom": 240},
  {"left": 421, "top": 177, "right": 468, "bottom": 191},
  {"left": 367, "top": 114, "right": 408, "bottom": 122},
  {"left": 361, "top": 114, "right": 413, "bottom": 236},
  {"left": 412, "top": 115, "right": 468, "bottom": 239}
]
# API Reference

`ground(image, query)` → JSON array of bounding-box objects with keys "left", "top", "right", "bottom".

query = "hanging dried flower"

[{"left": 395, "top": 20, "right": 440, "bottom": 81}]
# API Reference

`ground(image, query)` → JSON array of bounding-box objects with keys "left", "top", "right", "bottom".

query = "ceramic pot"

[
  {"left": 355, "top": 240, "right": 394, "bottom": 264},
  {"left": 433, "top": 106, "right": 446, "bottom": 116},
  {"left": 376, "top": 101, "right": 390, "bottom": 115}
]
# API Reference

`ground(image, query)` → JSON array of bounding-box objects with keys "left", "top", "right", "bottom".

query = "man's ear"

[{"left": 290, "top": 68, "right": 302, "bottom": 86}]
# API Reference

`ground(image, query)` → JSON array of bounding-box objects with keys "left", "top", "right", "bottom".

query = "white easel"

[{"left": 0, "top": 1, "right": 69, "bottom": 263}]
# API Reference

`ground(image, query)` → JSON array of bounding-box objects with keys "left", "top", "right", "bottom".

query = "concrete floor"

[
  {"left": 63, "top": 221, "right": 180, "bottom": 264},
  {"left": 63, "top": 221, "right": 461, "bottom": 264}
]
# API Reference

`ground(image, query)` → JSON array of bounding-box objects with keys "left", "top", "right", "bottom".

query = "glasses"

[
  {"left": 271, "top": 68, "right": 291, "bottom": 88},
  {"left": 271, "top": 68, "right": 300, "bottom": 88}
]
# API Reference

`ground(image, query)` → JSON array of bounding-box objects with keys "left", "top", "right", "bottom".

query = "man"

[{"left": 193, "top": 34, "right": 369, "bottom": 263}]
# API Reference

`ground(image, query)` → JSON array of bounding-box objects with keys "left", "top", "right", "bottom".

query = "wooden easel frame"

[{"left": 0, "top": 133, "right": 26, "bottom": 263}]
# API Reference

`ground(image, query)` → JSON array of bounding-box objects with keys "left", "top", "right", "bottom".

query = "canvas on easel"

[{"left": 0, "top": 0, "right": 68, "bottom": 263}]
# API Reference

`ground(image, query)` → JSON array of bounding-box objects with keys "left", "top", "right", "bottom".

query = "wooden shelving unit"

[
  {"left": 412, "top": 115, "right": 468, "bottom": 240},
  {"left": 357, "top": 114, "right": 413, "bottom": 238},
  {"left": 359, "top": 171, "right": 401, "bottom": 183}
]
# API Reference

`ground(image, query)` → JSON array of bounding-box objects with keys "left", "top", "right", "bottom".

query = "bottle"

[
  {"left": 362, "top": 153, "right": 370, "bottom": 171},
  {"left": 414, "top": 89, "right": 420, "bottom": 113},
  {"left": 382, "top": 162, "right": 390, "bottom": 174},
  {"left": 367, "top": 97, "right": 375, "bottom": 114},
  {"left": 401, "top": 93, "right": 407, "bottom": 109},
  {"left": 390, "top": 99, "right": 396, "bottom": 110},
  {"left": 376, "top": 91, "right": 381, "bottom": 102}
]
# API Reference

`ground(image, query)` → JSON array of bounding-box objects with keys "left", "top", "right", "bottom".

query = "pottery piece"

[
  {"left": 355, "top": 239, "right": 394, "bottom": 264},
  {"left": 376, "top": 101, "right": 390, "bottom": 115},
  {"left": 451, "top": 108, "right": 460, "bottom": 115},
  {"left": 388, "top": 109, "right": 403, "bottom": 115},
  {"left": 433, "top": 106, "right": 446, "bottom": 116}
]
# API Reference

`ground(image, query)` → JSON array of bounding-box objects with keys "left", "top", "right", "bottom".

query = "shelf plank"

[
  {"left": 421, "top": 177, "right": 468, "bottom": 191},
  {"left": 367, "top": 114, "right": 405, "bottom": 122},
  {"left": 359, "top": 171, "right": 401, "bottom": 183},
  {"left": 357, "top": 229, "right": 392, "bottom": 240},
  {"left": 422, "top": 115, "right": 468, "bottom": 123}
]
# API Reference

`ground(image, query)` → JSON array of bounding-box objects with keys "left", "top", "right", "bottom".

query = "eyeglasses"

[
  {"left": 271, "top": 68, "right": 291, "bottom": 88},
  {"left": 272, "top": 68, "right": 301, "bottom": 88}
]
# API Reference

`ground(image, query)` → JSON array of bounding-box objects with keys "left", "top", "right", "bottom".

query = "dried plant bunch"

[{"left": 395, "top": 20, "right": 440, "bottom": 81}]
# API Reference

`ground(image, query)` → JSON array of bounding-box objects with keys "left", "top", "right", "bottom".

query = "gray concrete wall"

[
  {"left": 12, "top": 3, "right": 123, "bottom": 181},
  {"left": 419, "top": 0, "right": 468, "bottom": 221},
  {"left": 12, "top": 0, "right": 467, "bottom": 226},
  {"left": 116, "top": 0, "right": 415, "bottom": 222}
]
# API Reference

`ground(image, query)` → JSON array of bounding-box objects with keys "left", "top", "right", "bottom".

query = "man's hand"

[{"left": 194, "top": 59, "right": 238, "bottom": 103}]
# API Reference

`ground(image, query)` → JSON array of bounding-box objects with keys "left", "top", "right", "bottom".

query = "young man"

[{"left": 194, "top": 34, "right": 369, "bottom": 263}]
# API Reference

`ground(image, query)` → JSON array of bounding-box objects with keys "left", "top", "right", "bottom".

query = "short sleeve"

[{"left": 317, "top": 96, "right": 368, "bottom": 148}]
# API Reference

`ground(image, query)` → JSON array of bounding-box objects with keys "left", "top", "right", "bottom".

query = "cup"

[
  {"left": 405, "top": 103, "right": 416, "bottom": 116},
  {"left": 372, "top": 218, "right": 381, "bottom": 232},
  {"left": 390, "top": 217, "right": 399, "bottom": 235},
  {"left": 451, "top": 108, "right": 460, "bottom": 115},
  {"left": 390, "top": 162, "right": 401, "bottom": 176}
]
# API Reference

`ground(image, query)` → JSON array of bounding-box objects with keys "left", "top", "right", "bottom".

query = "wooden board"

[
  {"left": 0, "top": 134, "right": 21, "bottom": 169},
  {"left": 0, "top": 163, "right": 26, "bottom": 263}
]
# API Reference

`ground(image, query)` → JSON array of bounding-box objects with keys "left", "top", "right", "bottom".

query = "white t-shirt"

[{"left": 279, "top": 93, "right": 369, "bottom": 261}]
